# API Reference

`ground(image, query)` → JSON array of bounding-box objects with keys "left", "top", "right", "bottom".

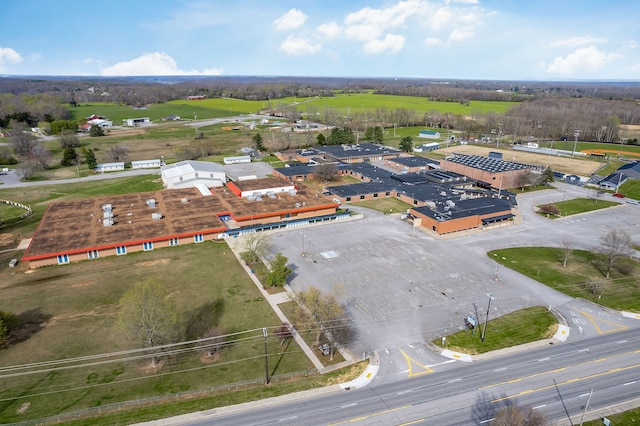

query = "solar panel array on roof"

[{"left": 448, "top": 154, "right": 530, "bottom": 172}]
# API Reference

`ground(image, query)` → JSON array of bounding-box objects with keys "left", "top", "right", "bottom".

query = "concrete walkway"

[{"left": 224, "top": 234, "right": 358, "bottom": 373}]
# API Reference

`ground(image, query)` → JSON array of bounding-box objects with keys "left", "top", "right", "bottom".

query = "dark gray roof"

[
  {"left": 316, "top": 143, "right": 400, "bottom": 160},
  {"left": 618, "top": 161, "right": 640, "bottom": 179},
  {"left": 413, "top": 197, "right": 512, "bottom": 221},
  {"left": 274, "top": 163, "right": 315, "bottom": 177},
  {"left": 390, "top": 156, "right": 440, "bottom": 167}
]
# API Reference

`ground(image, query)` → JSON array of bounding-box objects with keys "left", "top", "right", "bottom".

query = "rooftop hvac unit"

[
  {"left": 181, "top": 198, "right": 190, "bottom": 203},
  {"left": 151, "top": 213, "right": 162, "bottom": 220},
  {"left": 103, "top": 211, "right": 113, "bottom": 219},
  {"left": 102, "top": 204, "right": 112, "bottom": 212},
  {"left": 103, "top": 218, "right": 114, "bottom": 227},
  {"left": 146, "top": 198, "right": 156, "bottom": 208}
]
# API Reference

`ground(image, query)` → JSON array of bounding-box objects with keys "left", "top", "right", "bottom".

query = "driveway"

[{"left": 267, "top": 183, "right": 639, "bottom": 356}]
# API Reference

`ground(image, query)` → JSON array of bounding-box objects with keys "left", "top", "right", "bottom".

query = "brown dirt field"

[{"left": 437, "top": 145, "right": 602, "bottom": 175}]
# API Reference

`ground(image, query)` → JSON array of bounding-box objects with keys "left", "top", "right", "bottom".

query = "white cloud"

[
  {"left": 344, "top": 0, "right": 423, "bottom": 42},
  {"left": 279, "top": 35, "right": 321, "bottom": 55},
  {"left": 623, "top": 40, "right": 638, "bottom": 50},
  {"left": 424, "top": 37, "right": 443, "bottom": 46},
  {"left": 316, "top": 21, "right": 341, "bottom": 39},
  {"left": 273, "top": 8, "right": 307, "bottom": 31},
  {"left": 550, "top": 36, "right": 606, "bottom": 48},
  {"left": 545, "top": 46, "right": 621, "bottom": 75},
  {"left": 363, "top": 34, "right": 405, "bottom": 54},
  {"left": 101, "top": 52, "right": 222, "bottom": 76},
  {"left": 0, "top": 47, "right": 23, "bottom": 72},
  {"left": 446, "top": 0, "right": 479, "bottom": 4},
  {"left": 448, "top": 27, "right": 474, "bottom": 43}
]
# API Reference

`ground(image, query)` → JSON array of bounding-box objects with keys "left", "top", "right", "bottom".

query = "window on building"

[
  {"left": 57, "top": 254, "right": 69, "bottom": 264},
  {"left": 194, "top": 234, "right": 204, "bottom": 243},
  {"left": 360, "top": 195, "right": 365, "bottom": 200},
  {"left": 87, "top": 250, "right": 99, "bottom": 259},
  {"left": 373, "top": 193, "right": 378, "bottom": 198},
  {"left": 143, "top": 241, "right": 154, "bottom": 251},
  {"left": 346, "top": 197, "right": 351, "bottom": 202},
  {"left": 116, "top": 246, "right": 127, "bottom": 255},
  {"left": 386, "top": 192, "right": 390, "bottom": 196},
  {"left": 169, "top": 238, "right": 179, "bottom": 246}
]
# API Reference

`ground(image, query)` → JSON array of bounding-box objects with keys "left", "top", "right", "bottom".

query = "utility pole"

[
  {"left": 301, "top": 234, "right": 306, "bottom": 257},
  {"left": 263, "top": 328, "right": 270, "bottom": 385},
  {"left": 480, "top": 294, "right": 495, "bottom": 342},
  {"left": 579, "top": 388, "right": 593, "bottom": 425}
]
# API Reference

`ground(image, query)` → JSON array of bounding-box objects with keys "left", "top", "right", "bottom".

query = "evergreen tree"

[
  {"left": 61, "top": 146, "right": 77, "bottom": 166},
  {"left": 89, "top": 124, "right": 105, "bottom": 137},
  {"left": 399, "top": 136, "right": 413, "bottom": 152},
  {"left": 83, "top": 148, "right": 97, "bottom": 170},
  {"left": 316, "top": 133, "right": 326, "bottom": 145},
  {"left": 252, "top": 132, "right": 265, "bottom": 152},
  {"left": 373, "top": 126, "right": 384, "bottom": 142}
]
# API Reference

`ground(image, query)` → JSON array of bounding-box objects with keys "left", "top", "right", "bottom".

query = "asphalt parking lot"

[{"left": 267, "top": 182, "right": 640, "bottom": 355}]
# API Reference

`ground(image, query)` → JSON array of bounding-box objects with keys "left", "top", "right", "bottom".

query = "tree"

[
  {"left": 316, "top": 133, "right": 326, "bottom": 145},
  {"left": 327, "top": 127, "right": 356, "bottom": 145},
  {"left": 599, "top": 229, "right": 632, "bottom": 279},
  {"left": 314, "top": 162, "right": 339, "bottom": 182},
  {"left": 539, "top": 204, "right": 560, "bottom": 217},
  {"left": 118, "top": 280, "right": 185, "bottom": 367},
  {"left": 61, "top": 146, "right": 78, "bottom": 166},
  {"left": 31, "top": 144, "right": 51, "bottom": 170},
  {"left": 293, "top": 287, "right": 350, "bottom": 359},
  {"left": 83, "top": 148, "right": 97, "bottom": 170},
  {"left": 10, "top": 122, "right": 37, "bottom": 158},
  {"left": 241, "top": 232, "right": 271, "bottom": 264},
  {"left": 59, "top": 130, "right": 80, "bottom": 148},
  {"left": 274, "top": 322, "right": 293, "bottom": 346},
  {"left": 253, "top": 132, "right": 265, "bottom": 152},
  {"left": 540, "top": 167, "right": 554, "bottom": 184},
  {"left": 107, "top": 145, "right": 128, "bottom": 162},
  {"left": 89, "top": 124, "right": 105, "bottom": 137},
  {"left": 372, "top": 126, "right": 384, "bottom": 142},
  {"left": 266, "top": 253, "right": 292, "bottom": 287},
  {"left": 0, "top": 310, "right": 19, "bottom": 345},
  {"left": 399, "top": 136, "right": 413, "bottom": 152},
  {"left": 202, "top": 326, "right": 227, "bottom": 358},
  {"left": 560, "top": 237, "right": 575, "bottom": 267},
  {"left": 50, "top": 119, "right": 78, "bottom": 135}
]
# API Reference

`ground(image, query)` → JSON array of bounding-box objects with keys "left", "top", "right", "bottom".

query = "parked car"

[
  {"left": 613, "top": 193, "right": 626, "bottom": 198},
  {"left": 318, "top": 343, "right": 330, "bottom": 356},
  {"left": 627, "top": 199, "right": 639, "bottom": 205}
]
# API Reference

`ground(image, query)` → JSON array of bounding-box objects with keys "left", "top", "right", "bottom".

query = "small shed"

[{"left": 95, "top": 162, "right": 125, "bottom": 172}]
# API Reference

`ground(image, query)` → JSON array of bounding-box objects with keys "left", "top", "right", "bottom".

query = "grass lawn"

[
  {"left": 583, "top": 408, "right": 640, "bottom": 425},
  {"left": 437, "top": 307, "right": 557, "bottom": 355},
  {"left": 350, "top": 197, "right": 413, "bottom": 214},
  {"left": 619, "top": 179, "right": 640, "bottom": 199},
  {"left": 0, "top": 242, "right": 313, "bottom": 423},
  {"left": 536, "top": 197, "right": 619, "bottom": 217},
  {"left": 488, "top": 247, "right": 640, "bottom": 312}
]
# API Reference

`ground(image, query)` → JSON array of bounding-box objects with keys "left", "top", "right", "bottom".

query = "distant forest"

[{"left": 1, "top": 76, "right": 639, "bottom": 142}]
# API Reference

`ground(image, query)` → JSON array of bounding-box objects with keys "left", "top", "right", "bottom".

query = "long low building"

[{"left": 22, "top": 178, "right": 340, "bottom": 268}]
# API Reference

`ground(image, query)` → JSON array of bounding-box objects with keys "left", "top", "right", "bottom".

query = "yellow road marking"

[
  {"left": 398, "top": 348, "right": 434, "bottom": 377},
  {"left": 578, "top": 309, "right": 628, "bottom": 334},
  {"left": 491, "top": 363, "right": 640, "bottom": 403},
  {"left": 328, "top": 405, "right": 412, "bottom": 425}
]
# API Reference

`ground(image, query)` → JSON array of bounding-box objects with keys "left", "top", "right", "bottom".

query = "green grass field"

[
  {"left": 488, "top": 247, "right": 640, "bottom": 312},
  {"left": 439, "top": 307, "right": 557, "bottom": 354},
  {"left": 537, "top": 197, "right": 619, "bottom": 217},
  {"left": 0, "top": 241, "right": 313, "bottom": 423}
]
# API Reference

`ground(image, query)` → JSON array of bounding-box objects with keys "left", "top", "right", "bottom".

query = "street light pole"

[
  {"left": 571, "top": 130, "right": 581, "bottom": 158},
  {"left": 263, "top": 328, "right": 270, "bottom": 385},
  {"left": 480, "top": 294, "right": 495, "bottom": 342},
  {"left": 301, "top": 234, "right": 306, "bottom": 257}
]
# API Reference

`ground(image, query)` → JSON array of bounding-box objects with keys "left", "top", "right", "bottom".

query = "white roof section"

[
  {"left": 194, "top": 183, "right": 213, "bottom": 196},
  {"left": 160, "top": 160, "right": 224, "bottom": 179}
]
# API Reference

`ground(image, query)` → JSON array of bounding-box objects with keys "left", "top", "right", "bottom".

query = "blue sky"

[{"left": 1, "top": 0, "right": 638, "bottom": 80}]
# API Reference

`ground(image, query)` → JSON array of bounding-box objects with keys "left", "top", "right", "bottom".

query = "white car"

[{"left": 626, "top": 199, "right": 639, "bottom": 205}]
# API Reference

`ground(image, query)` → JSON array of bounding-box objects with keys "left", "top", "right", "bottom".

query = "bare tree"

[
  {"left": 274, "top": 322, "right": 293, "bottom": 346},
  {"left": 241, "top": 232, "right": 271, "bottom": 264},
  {"left": 31, "top": 144, "right": 51, "bottom": 170},
  {"left": 10, "top": 122, "right": 37, "bottom": 158},
  {"left": 107, "top": 145, "right": 129, "bottom": 162},
  {"left": 202, "top": 326, "right": 227, "bottom": 358},
  {"left": 58, "top": 130, "right": 79, "bottom": 148},
  {"left": 560, "top": 237, "right": 575, "bottom": 267},
  {"left": 314, "top": 162, "right": 339, "bottom": 182},
  {"left": 117, "top": 280, "right": 185, "bottom": 368},
  {"left": 293, "top": 286, "right": 351, "bottom": 360},
  {"left": 599, "top": 229, "right": 632, "bottom": 279}
]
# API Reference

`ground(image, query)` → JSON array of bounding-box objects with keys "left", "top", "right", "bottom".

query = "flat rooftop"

[
  {"left": 445, "top": 154, "right": 531, "bottom": 172},
  {"left": 24, "top": 180, "right": 336, "bottom": 258}
]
